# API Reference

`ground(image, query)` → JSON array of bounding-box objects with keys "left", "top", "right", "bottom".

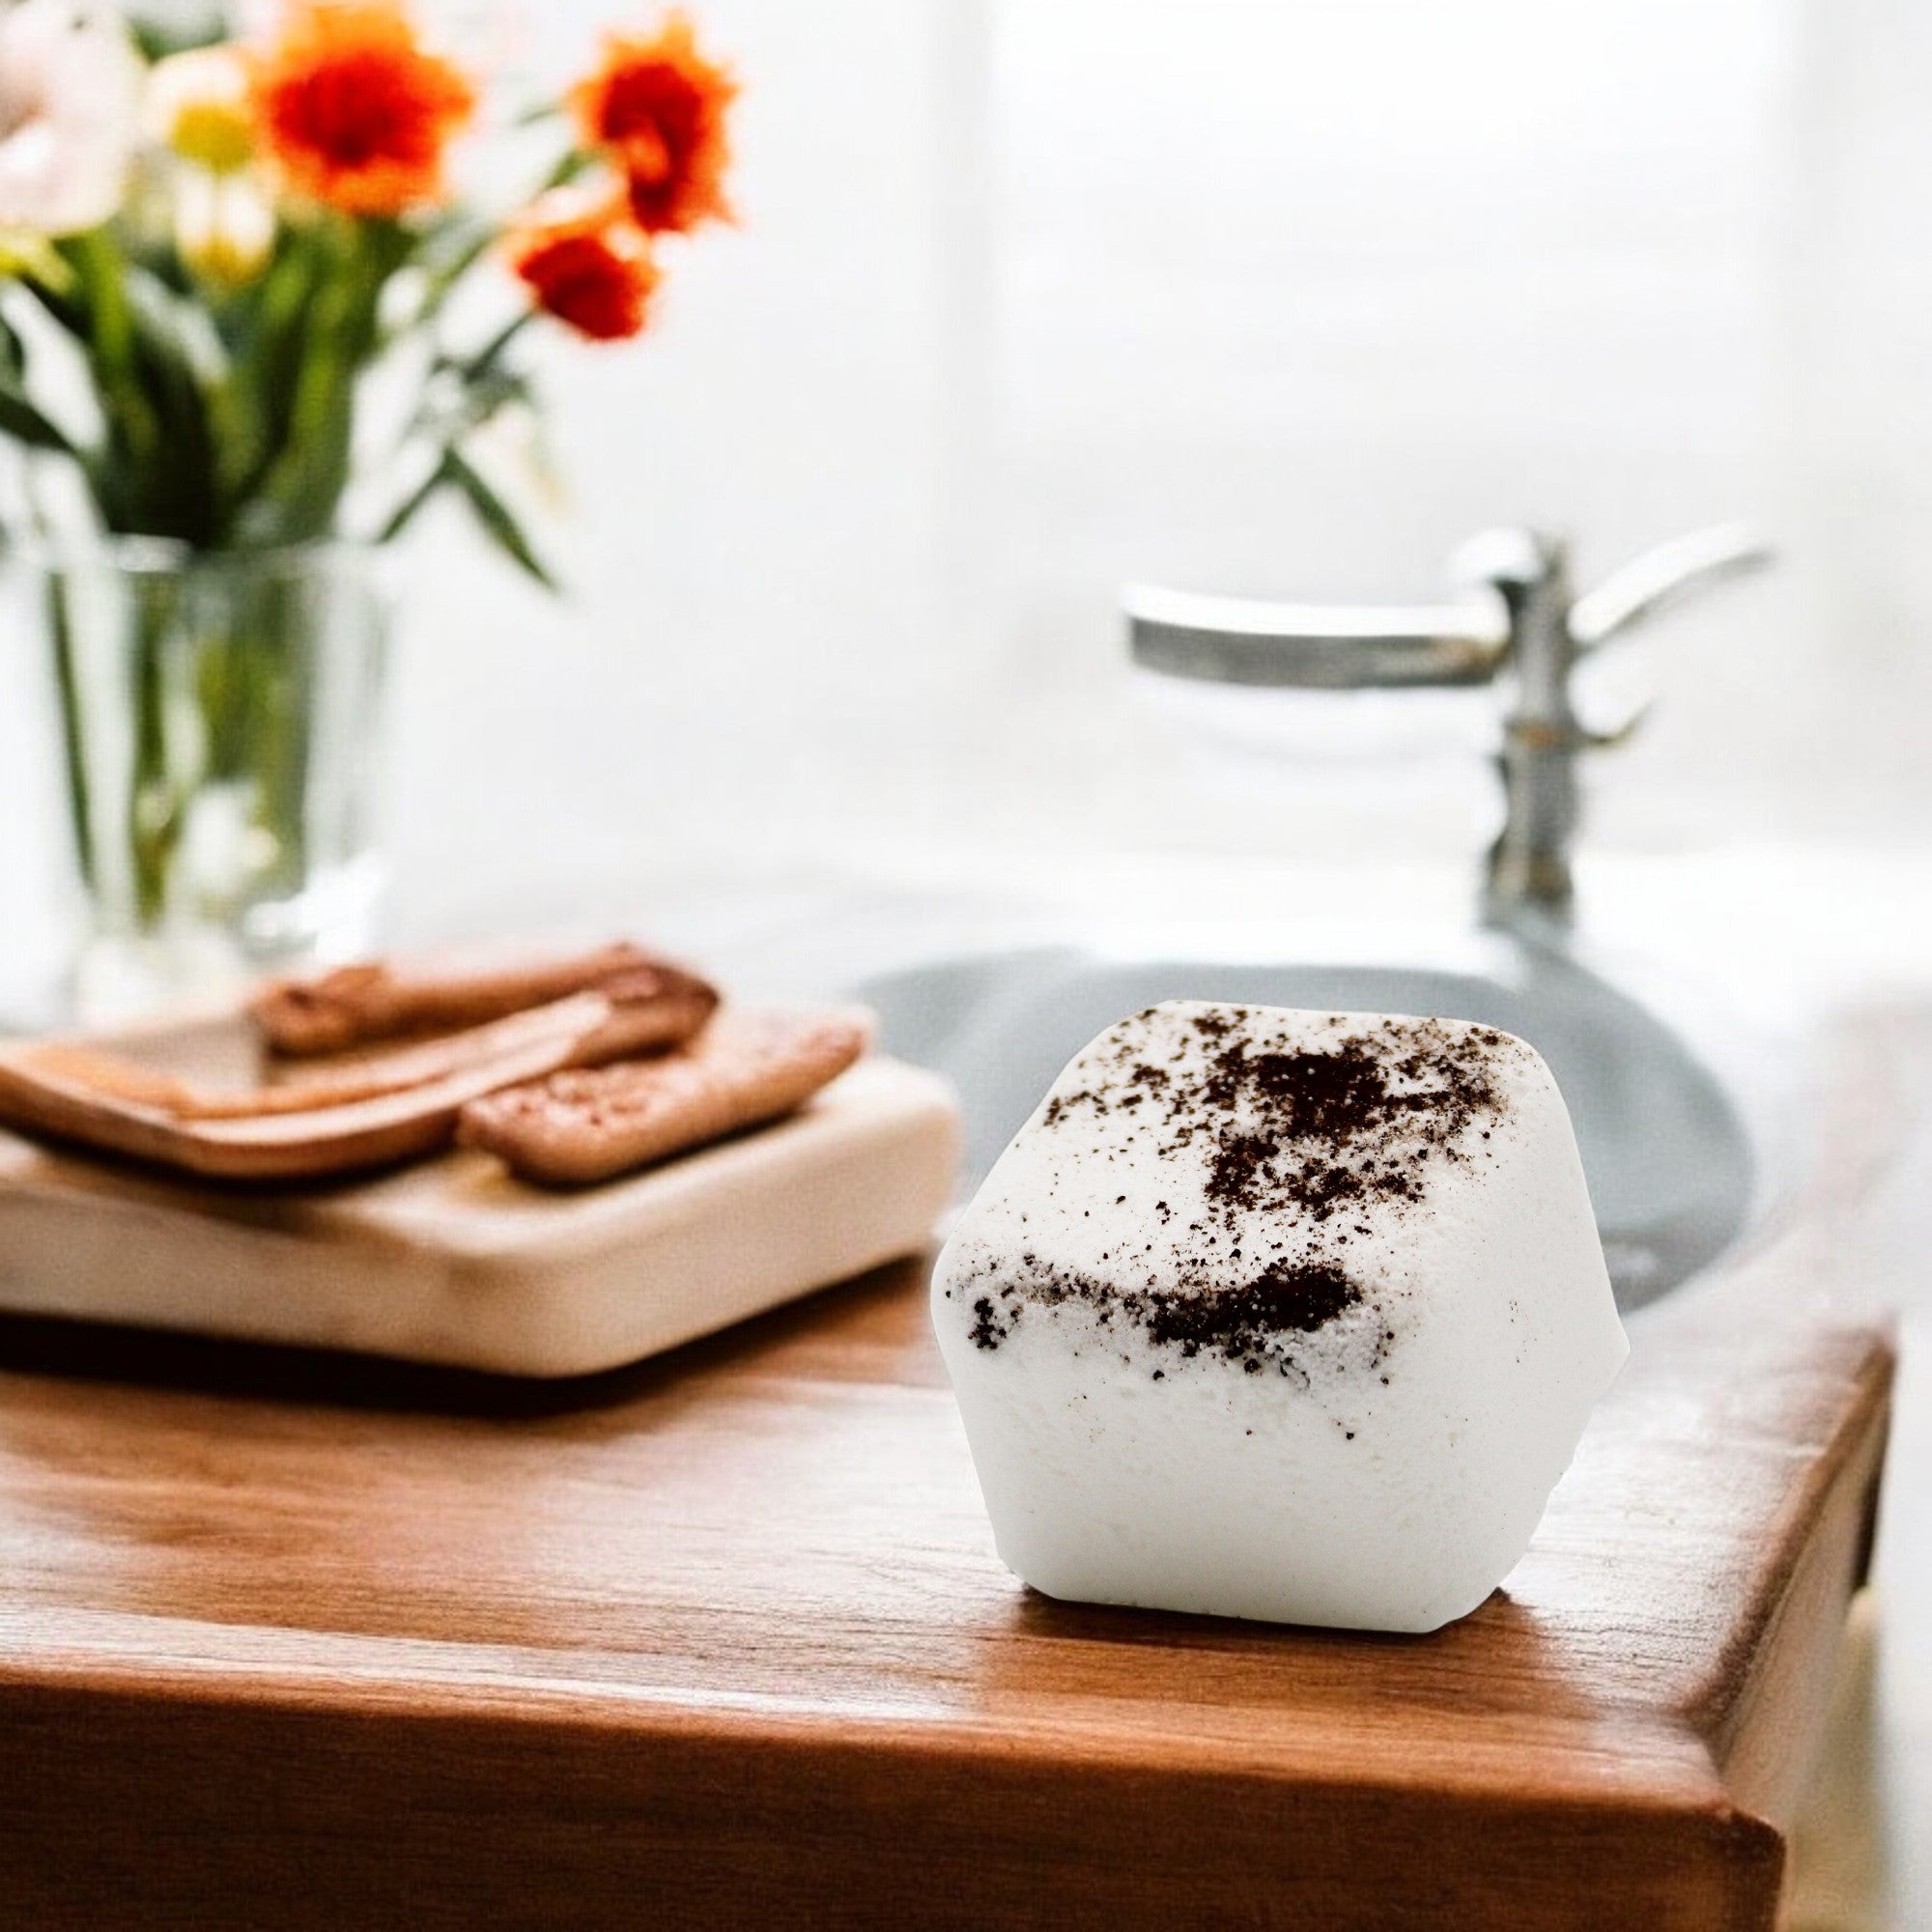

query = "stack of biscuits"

[{"left": 0, "top": 944, "right": 871, "bottom": 1187}]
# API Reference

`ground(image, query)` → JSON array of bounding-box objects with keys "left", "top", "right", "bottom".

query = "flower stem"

[
  {"left": 128, "top": 581, "right": 182, "bottom": 928},
  {"left": 45, "top": 576, "right": 96, "bottom": 896}
]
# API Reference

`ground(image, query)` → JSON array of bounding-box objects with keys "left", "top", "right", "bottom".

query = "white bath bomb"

[{"left": 931, "top": 1001, "right": 1628, "bottom": 1633}]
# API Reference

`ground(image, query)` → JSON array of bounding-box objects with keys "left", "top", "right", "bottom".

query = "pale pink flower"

[{"left": 0, "top": 2, "right": 142, "bottom": 237}]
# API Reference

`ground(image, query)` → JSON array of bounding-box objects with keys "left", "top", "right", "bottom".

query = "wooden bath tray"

[
  {"left": 0, "top": 1010, "right": 1902, "bottom": 1930},
  {"left": 0, "top": 1012, "right": 960, "bottom": 1376}
]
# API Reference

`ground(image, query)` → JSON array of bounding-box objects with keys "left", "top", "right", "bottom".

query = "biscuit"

[
  {"left": 250, "top": 942, "right": 718, "bottom": 1057},
  {"left": 458, "top": 1007, "right": 871, "bottom": 1187},
  {"left": 201, "top": 987, "right": 685, "bottom": 1118}
]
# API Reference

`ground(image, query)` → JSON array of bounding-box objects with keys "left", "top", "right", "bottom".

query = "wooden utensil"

[{"left": 0, "top": 989, "right": 673, "bottom": 1182}]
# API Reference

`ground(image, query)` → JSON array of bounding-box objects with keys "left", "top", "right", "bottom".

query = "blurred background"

[{"left": 8, "top": 0, "right": 1932, "bottom": 962}]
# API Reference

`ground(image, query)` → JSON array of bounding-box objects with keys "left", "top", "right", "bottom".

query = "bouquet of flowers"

[
  {"left": 0, "top": 0, "right": 735, "bottom": 567},
  {"left": 0, "top": 0, "right": 734, "bottom": 1005}
]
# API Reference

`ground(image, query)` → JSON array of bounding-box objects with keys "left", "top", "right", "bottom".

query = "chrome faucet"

[{"left": 1124, "top": 524, "right": 1772, "bottom": 930}]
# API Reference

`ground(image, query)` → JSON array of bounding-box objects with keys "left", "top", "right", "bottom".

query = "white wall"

[
  {"left": 384, "top": 0, "right": 995, "bottom": 923},
  {"left": 975, "top": 0, "right": 1932, "bottom": 866},
  {"left": 393, "top": 0, "right": 1932, "bottom": 923},
  {"left": 6, "top": 0, "right": 1930, "bottom": 969}
]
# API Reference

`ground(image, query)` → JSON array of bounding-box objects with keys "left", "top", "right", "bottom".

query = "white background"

[{"left": 5, "top": 0, "right": 1932, "bottom": 947}]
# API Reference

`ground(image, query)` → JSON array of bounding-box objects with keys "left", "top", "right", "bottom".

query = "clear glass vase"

[{"left": 29, "top": 539, "right": 390, "bottom": 1023}]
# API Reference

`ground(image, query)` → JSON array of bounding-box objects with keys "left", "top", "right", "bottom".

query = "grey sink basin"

[{"left": 858, "top": 932, "right": 1759, "bottom": 1314}]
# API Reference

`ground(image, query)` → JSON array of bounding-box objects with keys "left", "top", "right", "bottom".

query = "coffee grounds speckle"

[
  {"left": 956, "top": 1253, "right": 1366, "bottom": 1377},
  {"left": 960, "top": 1006, "right": 1520, "bottom": 1378},
  {"left": 1143, "top": 1262, "right": 1359, "bottom": 1353},
  {"left": 968, "top": 1296, "right": 1008, "bottom": 1350},
  {"left": 1043, "top": 1009, "right": 1509, "bottom": 1235}
]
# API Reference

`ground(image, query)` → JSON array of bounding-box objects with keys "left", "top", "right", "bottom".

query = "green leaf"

[
  {"left": 397, "top": 218, "right": 501, "bottom": 338},
  {"left": 542, "top": 146, "right": 598, "bottom": 194},
  {"left": 374, "top": 453, "right": 447, "bottom": 544},
  {"left": 443, "top": 445, "right": 558, "bottom": 590},
  {"left": 0, "top": 299, "right": 91, "bottom": 484},
  {"left": 54, "top": 229, "right": 177, "bottom": 531},
  {"left": 0, "top": 385, "right": 78, "bottom": 456},
  {"left": 59, "top": 231, "right": 138, "bottom": 391},
  {"left": 13, "top": 262, "right": 87, "bottom": 337},
  {"left": 242, "top": 214, "right": 387, "bottom": 543},
  {"left": 223, "top": 225, "right": 327, "bottom": 511},
  {"left": 453, "top": 309, "right": 536, "bottom": 385},
  {"left": 463, "top": 366, "right": 536, "bottom": 418},
  {"left": 125, "top": 5, "right": 225, "bottom": 62},
  {"left": 118, "top": 263, "right": 226, "bottom": 542}
]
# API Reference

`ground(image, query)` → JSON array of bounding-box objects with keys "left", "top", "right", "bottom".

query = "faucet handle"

[
  {"left": 1558, "top": 524, "right": 1771, "bottom": 754},
  {"left": 1569, "top": 523, "right": 1772, "bottom": 652}
]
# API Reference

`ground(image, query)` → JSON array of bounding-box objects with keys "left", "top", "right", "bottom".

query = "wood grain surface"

[{"left": 0, "top": 1027, "right": 1904, "bottom": 1929}]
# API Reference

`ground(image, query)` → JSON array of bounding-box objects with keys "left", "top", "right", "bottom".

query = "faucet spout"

[{"left": 1123, "top": 586, "right": 1507, "bottom": 689}]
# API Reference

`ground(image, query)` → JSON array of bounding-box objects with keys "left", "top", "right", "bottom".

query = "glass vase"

[{"left": 28, "top": 539, "right": 390, "bottom": 1023}]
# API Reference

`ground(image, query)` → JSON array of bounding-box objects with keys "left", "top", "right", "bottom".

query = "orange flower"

[
  {"left": 506, "top": 196, "right": 659, "bottom": 341},
  {"left": 251, "top": 1, "right": 475, "bottom": 216},
  {"left": 571, "top": 12, "right": 735, "bottom": 237}
]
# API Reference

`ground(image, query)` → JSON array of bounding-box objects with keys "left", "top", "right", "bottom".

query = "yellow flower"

[
  {"left": 173, "top": 169, "right": 274, "bottom": 289},
  {"left": 147, "top": 44, "right": 256, "bottom": 174}
]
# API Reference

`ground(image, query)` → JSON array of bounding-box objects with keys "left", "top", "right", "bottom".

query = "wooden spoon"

[{"left": 0, "top": 990, "right": 681, "bottom": 1182}]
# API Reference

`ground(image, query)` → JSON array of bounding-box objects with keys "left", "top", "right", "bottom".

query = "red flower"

[
  {"left": 571, "top": 12, "right": 735, "bottom": 236},
  {"left": 252, "top": 1, "right": 476, "bottom": 217},
  {"left": 506, "top": 198, "right": 659, "bottom": 341}
]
